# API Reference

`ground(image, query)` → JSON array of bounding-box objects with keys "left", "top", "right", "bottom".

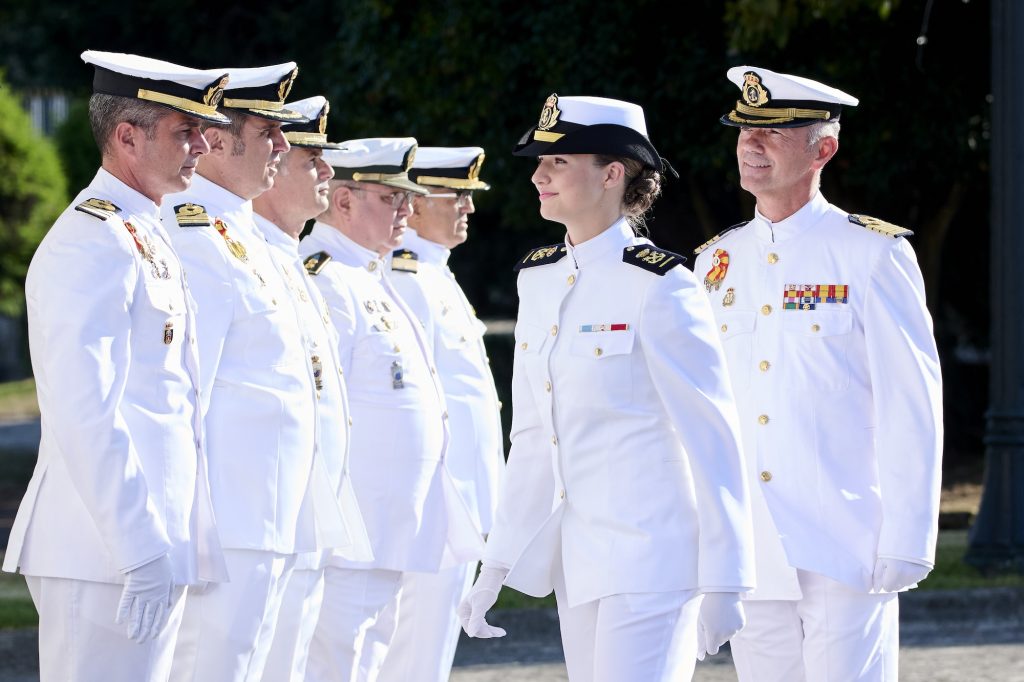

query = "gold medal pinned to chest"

[{"left": 704, "top": 249, "right": 730, "bottom": 292}]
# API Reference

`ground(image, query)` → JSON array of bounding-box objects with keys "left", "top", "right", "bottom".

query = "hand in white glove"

[
  {"left": 872, "top": 557, "right": 932, "bottom": 593},
  {"left": 697, "top": 592, "right": 745, "bottom": 660},
  {"left": 115, "top": 554, "right": 174, "bottom": 643},
  {"left": 457, "top": 565, "right": 508, "bottom": 638}
]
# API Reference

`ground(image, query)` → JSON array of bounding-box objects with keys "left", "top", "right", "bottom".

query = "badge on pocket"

[{"left": 391, "top": 360, "right": 404, "bottom": 389}]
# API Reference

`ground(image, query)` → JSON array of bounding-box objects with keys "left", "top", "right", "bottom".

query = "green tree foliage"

[
  {"left": 54, "top": 98, "right": 100, "bottom": 195},
  {"left": 0, "top": 76, "right": 67, "bottom": 316}
]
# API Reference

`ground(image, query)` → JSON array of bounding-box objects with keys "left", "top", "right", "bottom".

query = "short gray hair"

[
  {"left": 806, "top": 120, "right": 841, "bottom": 149},
  {"left": 88, "top": 94, "right": 169, "bottom": 156},
  {"left": 201, "top": 109, "right": 246, "bottom": 155}
]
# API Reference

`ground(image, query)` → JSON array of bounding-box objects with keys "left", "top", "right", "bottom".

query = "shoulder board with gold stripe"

[
  {"left": 174, "top": 203, "right": 212, "bottom": 228},
  {"left": 391, "top": 248, "right": 419, "bottom": 273},
  {"left": 513, "top": 243, "right": 568, "bottom": 272},
  {"left": 303, "top": 251, "right": 332, "bottom": 276},
  {"left": 848, "top": 214, "right": 913, "bottom": 238},
  {"left": 74, "top": 198, "right": 121, "bottom": 221},
  {"left": 693, "top": 221, "right": 749, "bottom": 256},
  {"left": 622, "top": 244, "right": 685, "bottom": 275}
]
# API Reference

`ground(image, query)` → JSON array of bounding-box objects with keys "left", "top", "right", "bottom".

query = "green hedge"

[{"left": 0, "top": 76, "right": 67, "bottom": 316}]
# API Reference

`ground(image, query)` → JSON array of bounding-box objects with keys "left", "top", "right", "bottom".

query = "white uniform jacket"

[
  {"left": 253, "top": 214, "right": 373, "bottom": 567},
  {"left": 692, "top": 192, "right": 943, "bottom": 597},
  {"left": 386, "top": 229, "right": 505, "bottom": 536},
  {"left": 161, "top": 175, "right": 345, "bottom": 555},
  {"left": 299, "top": 223, "right": 483, "bottom": 572},
  {"left": 4, "top": 169, "right": 226, "bottom": 585},
  {"left": 484, "top": 218, "right": 755, "bottom": 608}
]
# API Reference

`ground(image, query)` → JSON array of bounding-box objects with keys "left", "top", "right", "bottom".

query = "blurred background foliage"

[
  {"left": 0, "top": 0, "right": 991, "bottom": 461},
  {"left": 0, "top": 75, "right": 66, "bottom": 317}
]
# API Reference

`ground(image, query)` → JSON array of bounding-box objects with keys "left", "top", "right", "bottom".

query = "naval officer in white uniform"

[
  {"left": 253, "top": 95, "right": 373, "bottom": 682},
  {"left": 694, "top": 66, "right": 943, "bottom": 681},
  {"left": 299, "top": 138, "right": 484, "bottom": 681},
  {"left": 458, "top": 94, "right": 756, "bottom": 682},
  {"left": 3, "top": 51, "right": 230, "bottom": 681},
  {"left": 160, "top": 63, "right": 350, "bottom": 682},
  {"left": 378, "top": 146, "right": 504, "bottom": 682}
]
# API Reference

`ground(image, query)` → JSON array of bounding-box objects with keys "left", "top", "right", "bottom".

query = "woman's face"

[{"left": 531, "top": 153, "right": 611, "bottom": 224}]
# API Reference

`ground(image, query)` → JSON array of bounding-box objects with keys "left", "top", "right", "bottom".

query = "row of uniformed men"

[{"left": 3, "top": 51, "right": 503, "bottom": 681}]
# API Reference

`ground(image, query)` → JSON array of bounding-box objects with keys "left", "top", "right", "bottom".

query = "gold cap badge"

[
  {"left": 278, "top": 67, "right": 298, "bottom": 102},
  {"left": 203, "top": 75, "right": 229, "bottom": 107},
  {"left": 538, "top": 93, "right": 561, "bottom": 131},
  {"left": 742, "top": 72, "right": 770, "bottom": 107}
]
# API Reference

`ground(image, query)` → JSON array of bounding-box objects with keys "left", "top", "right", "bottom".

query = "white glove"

[
  {"left": 457, "top": 565, "right": 508, "bottom": 638},
  {"left": 115, "top": 554, "right": 174, "bottom": 643},
  {"left": 697, "top": 592, "right": 745, "bottom": 660},
  {"left": 872, "top": 557, "right": 932, "bottom": 592}
]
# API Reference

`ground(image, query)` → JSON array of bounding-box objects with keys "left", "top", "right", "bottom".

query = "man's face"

[
  {"left": 223, "top": 115, "right": 291, "bottom": 200},
  {"left": 410, "top": 188, "right": 475, "bottom": 249},
  {"left": 736, "top": 126, "right": 818, "bottom": 202},
  {"left": 135, "top": 111, "right": 210, "bottom": 201},
  {"left": 346, "top": 183, "right": 414, "bottom": 254},
  {"left": 271, "top": 147, "right": 334, "bottom": 222}
]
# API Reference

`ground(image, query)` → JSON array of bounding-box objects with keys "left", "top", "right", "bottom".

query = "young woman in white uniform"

[{"left": 457, "top": 94, "right": 757, "bottom": 681}]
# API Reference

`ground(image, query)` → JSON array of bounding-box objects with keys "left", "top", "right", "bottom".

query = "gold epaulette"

[
  {"left": 513, "top": 243, "right": 568, "bottom": 272},
  {"left": 391, "top": 249, "right": 419, "bottom": 273},
  {"left": 303, "top": 251, "right": 332, "bottom": 276},
  {"left": 622, "top": 244, "right": 685, "bottom": 275},
  {"left": 174, "top": 203, "right": 212, "bottom": 228},
  {"left": 694, "top": 221, "right": 748, "bottom": 255},
  {"left": 74, "top": 198, "right": 121, "bottom": 221},
  {"left": 848, "top": 214, "right": 913, "bottom": 238}
]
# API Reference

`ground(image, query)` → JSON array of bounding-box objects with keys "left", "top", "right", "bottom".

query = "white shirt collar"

[
  {"left": 306, "top": 221, "right": 383, "bottom": 274},
  {"left": 565, "top": 216, "right": 634, "bottom": 268},
  {"left": 252, "top": 212, "right": 299, "bottom": 254},
  {"left": 187, "top": 174, "right": 253, "bottom": 229},
  {"left": 400, "top": 228, "right": 450, "bottom": 267},
  {"left": 751, "top": 191, "right": 830, "bottom": 243},
  {"left": 92, "top": 168, "right": 160, "bottom": 221}
]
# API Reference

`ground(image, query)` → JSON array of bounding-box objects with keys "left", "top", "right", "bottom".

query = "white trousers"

[
  {"left": 376, "top": 562, "right": 476, "bottom": 682},
  {"left": 553, "top": 561, "right": 700, "bottom": 682},
  {"left": 26, "top": 575, "right": 187, "bottom": 682},
  {"left": 731, "top": 569, "right": 900, "bottom": 682},
  {"left": 306, "top": 567, "right": 404, "bottom": 682},
  {"left": 262, "top": 566, "right": 326, "bottom": 682},
  {"left": 169, "top": 548, "right": 295, "bottom": 682}
]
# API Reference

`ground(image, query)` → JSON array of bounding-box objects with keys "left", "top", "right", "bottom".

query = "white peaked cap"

[
  {"left": 82, "top": 51, "right": 227, "bottom": 88},
  {"left": 81, "top": 50, "right": 231, "bottom": 123},
  {"left": 722, "top": 65, "right": 858, "bottom": 128},
  {"left": 726, "top": 66, "right": 859, "bottom": 106},
  {"left": 410, "top": 146, "right": 490, "bottom": 190},
  {"left": 555, "top": 96, "right": 648, "bottom": 135},
  {"left": 324, "top": 137, "right": 427, "bottom": 194}
]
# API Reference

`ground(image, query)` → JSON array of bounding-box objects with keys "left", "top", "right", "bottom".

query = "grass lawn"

[
  {"left": 0, "top": 378, "right": 37, "bottom": 421},
  {"left": 0, "top": 555, "right": 36, "bottom": 629}
]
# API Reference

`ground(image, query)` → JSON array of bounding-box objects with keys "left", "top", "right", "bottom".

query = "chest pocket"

[
  {"left": 237, "top": 280, "right": 304, "bottom": 368},
  {"left": 781, "top": 309, "right": 853, "bottom": 391},
  {"left": 563, "top": 328, "right": 636, "bottom": 406},
  {"left": 139, "top": 284, "right": 186, "bottom": 353},
  {"left": 441, "top": 318, "right": 486, "bottom": 350},
  {"left": 715, "top": 310, "right": 757, "bottom": 391}
]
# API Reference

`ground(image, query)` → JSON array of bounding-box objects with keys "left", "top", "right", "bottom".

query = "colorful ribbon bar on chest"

[
  {"left": 783, "top": 284, "right": 849, "bottom": 310},
  {"left": 579, "top": 323, "right": 630, "bottom": 332}
]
